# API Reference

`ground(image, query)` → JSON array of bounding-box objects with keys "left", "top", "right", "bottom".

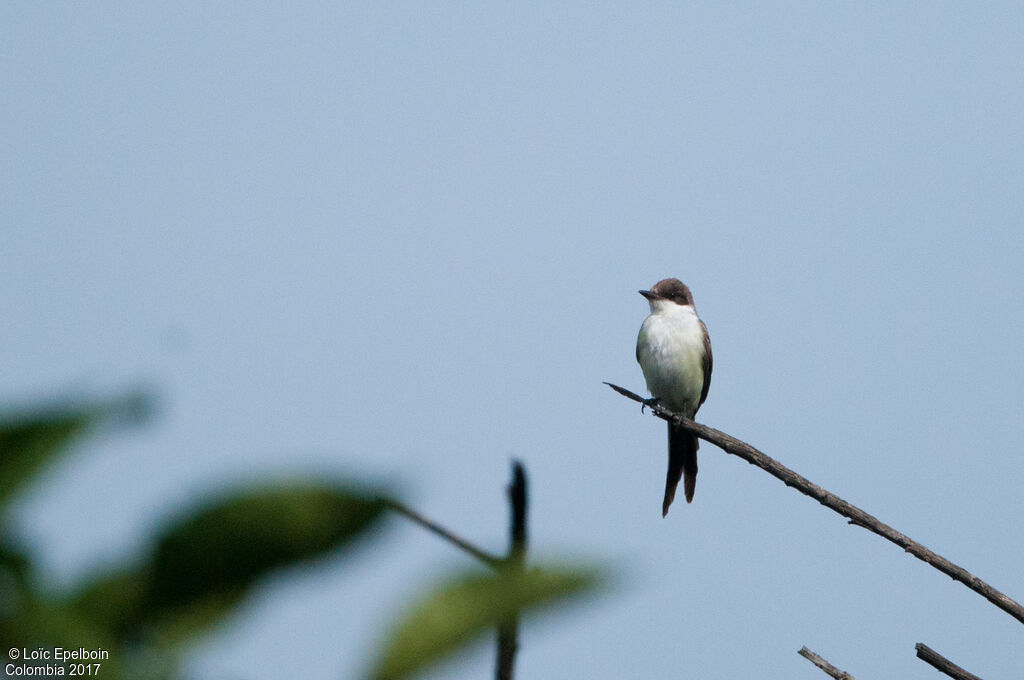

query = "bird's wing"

[
  {"left": 635, "top": 321, "right": 646, "bottom": 365},
  {"left": 698, "top": 320, "right": 712, "bottom": 409}
]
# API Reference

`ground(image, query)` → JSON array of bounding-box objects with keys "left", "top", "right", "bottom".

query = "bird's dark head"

[{"left": 639, "top": 278, "right": 694, "bottom": 307}]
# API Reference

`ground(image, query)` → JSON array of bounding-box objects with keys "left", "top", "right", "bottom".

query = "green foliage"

[
  {"left": 368, "top": 564, "right": 606, "bottom": 680},
  {"left": 0, "top": 393, "right": 153, "bottom": 677},
  {"left": 56, "top": 481, "right": 391, "bottom": 659},
  {"left": 0, "top": 392, "right": 149, "bottom": 510},
  {"left": 67, "top": 567, "right": 150, "bottom": 639},
  {"left": 142, "top": 482, "right": 387, "bottom": 640},
  {"left": 1, "top": 390, "right": 610, "bottom": 679},
  {"left": 0, "top": 394, "right": 393, "bottom": 679}
]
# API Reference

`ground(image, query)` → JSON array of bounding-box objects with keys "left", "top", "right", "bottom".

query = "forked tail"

[{"left": 664, "top": 422, "right": 699, "bottom": 516}]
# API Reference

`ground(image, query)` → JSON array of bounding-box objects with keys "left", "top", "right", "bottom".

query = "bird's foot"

[{"left": 641, "top": 397, "right": 661, "bottom": 414}]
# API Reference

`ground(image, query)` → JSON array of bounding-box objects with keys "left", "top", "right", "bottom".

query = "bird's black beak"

[{"left": 639, "top": 290, "right": 657, "bottom": 300}]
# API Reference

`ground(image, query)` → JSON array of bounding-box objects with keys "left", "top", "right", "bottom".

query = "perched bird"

[{"left": 636, "top": 279, "right": 713, "bottom": 516}]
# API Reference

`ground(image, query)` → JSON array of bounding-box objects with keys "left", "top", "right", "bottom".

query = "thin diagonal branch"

[
  {"left": 798, "top": 647, "right": 856, "bottom": 680},
  {"left": 496, "top": 461, "right": 528, "bottom": 680},
  {"left": 605, "top": 382, "right": 1024, "bottom": 626},
  {"left": 382, "top": 498, "right": 503, "bottom": 569},
  {"left": 915, "top": 643, "right": 982, "bottom": 680}
]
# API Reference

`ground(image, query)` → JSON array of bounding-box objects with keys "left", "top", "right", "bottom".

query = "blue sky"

[{"left": 3, "top": 2, "right": 1023, "bottom": 678}]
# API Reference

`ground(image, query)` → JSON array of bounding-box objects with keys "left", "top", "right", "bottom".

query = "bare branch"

[
  {"left": 507, "top": 461, "right": 528, "bottom": 565},
  {"left": 798, "top": 647, "right": 856, "bottom": 680},
  {"left": 382, "top": 498, "right": 504, "bottom": 569},
  {"left": 605, "top": 382, "right": 1024, "bottom": 626},
  {"left": 385, "top": 465, "right": 531, "bottom": 679},
  {"left": 496, "top": 461, "right": 529, "bottom": 680},
  {"left": 915, "top": 643, "right": 982, "bottom": 680}
]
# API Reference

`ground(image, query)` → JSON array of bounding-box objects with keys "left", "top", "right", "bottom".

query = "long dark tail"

[{"left": 664, "top": 422, "right": 698, "bottom": 516}]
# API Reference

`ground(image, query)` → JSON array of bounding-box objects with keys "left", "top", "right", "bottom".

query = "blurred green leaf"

[
  {"left": 368, "top": 564, "right": 605, "bottom": 680},
  {"left": 0, "top": 392, "right": 151, "bottom": 508},
  {"left": 67, "top": 568, "right": 150, "bottom": 637},
  {"left": 0, "top": 541, "right": 36, "bottom": 620},
  {"left": 0, "top": 597, "right": 126, "bottom": 679},
  {"left": 134, "top": 482, "right": 388, "bottom": 639},
  {"left": 0, "top": 541, "right": 31, "bottom": 584}
]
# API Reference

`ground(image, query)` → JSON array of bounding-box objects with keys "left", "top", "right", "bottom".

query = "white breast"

[{"left": 636, "top": 303, "right": 707, "bottom": 416}]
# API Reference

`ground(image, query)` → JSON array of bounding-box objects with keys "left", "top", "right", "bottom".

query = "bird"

[{"left": 635, "top": 278, "right": 713, "bottom": 516}]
